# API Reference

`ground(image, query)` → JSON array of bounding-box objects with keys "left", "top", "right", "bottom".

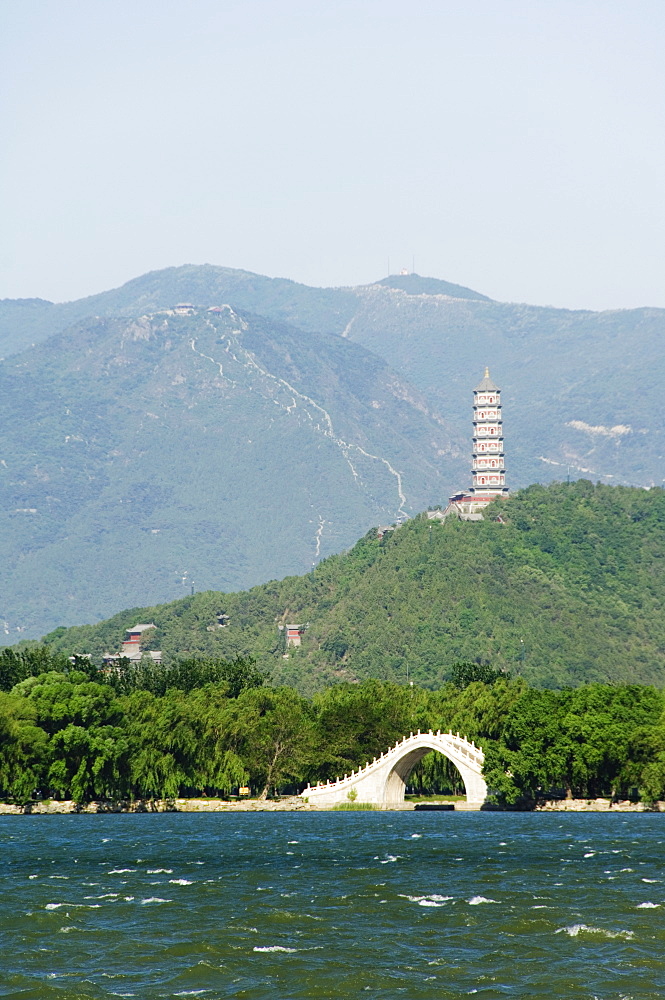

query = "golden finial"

[{"left": 484, "top": 366, "right": 490, "bottom": 378}]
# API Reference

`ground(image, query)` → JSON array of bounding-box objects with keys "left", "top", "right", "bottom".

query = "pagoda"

[{"left": 440, "top": 367, "right": 509, "bottom": 519}]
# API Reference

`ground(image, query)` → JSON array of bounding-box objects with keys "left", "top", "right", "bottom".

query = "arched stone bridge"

[{"left": 302, "top": 730, "right": 487, "bottom": 809}]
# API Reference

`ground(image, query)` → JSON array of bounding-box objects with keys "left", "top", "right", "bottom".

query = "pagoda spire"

[
  {"left": 470, "top": 367, "right": 507, "bottom": 497},
  {"left": 438, "top": 368, "right": 509, "bottom": 520}
]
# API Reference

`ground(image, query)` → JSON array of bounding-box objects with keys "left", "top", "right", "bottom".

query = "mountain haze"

[
  {"left": 3, "top": 265, "right": 661, "bottom": 494},
  {"left": 0, "top": 266, "right": 490, "bottom": 356},
  {"left": 0, "top": 304, "right": 461, "bottom": 637}
]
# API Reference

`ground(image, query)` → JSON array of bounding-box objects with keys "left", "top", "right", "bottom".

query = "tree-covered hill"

[{"left": 43, "top": 481, "right": 665, "bottom": 693}]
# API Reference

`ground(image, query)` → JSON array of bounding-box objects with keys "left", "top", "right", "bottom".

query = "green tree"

[
  {"left": 312, "top": 680, "right": 420, "bottom": 780},
  {"left": 0, "top": 691, "right": 49, "bottom": 803},
  {"left": 0, "top": 646, "right": 71, "bottom": 691},
  {"left": 226, "top": 687, "right": 314, "bottom": 798}
]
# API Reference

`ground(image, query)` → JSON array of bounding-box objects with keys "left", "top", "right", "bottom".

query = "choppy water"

[{"left": 1, "top": 812, "right": 664, "bottom": 999}]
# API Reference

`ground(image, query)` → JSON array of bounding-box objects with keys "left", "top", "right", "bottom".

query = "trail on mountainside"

[
  {"left": 314, "top": 516, "right": 326, "bottom": 561},
  {"left": 189, "top": 336, "right": 238, "bottom": 388},
  {"left": 190, "top": 308, "right": 409, "bottom": 521}
]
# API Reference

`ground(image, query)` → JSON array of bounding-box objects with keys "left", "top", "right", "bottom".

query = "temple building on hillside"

[
  {"left": 430, "top": 367, "right": 509, "bottom": 521},
  {"left": 103, "top": 623, "right": 162, "bottom": 667},
  {"left": 284, "top": 624, "right": 306, "bottom": 648}
]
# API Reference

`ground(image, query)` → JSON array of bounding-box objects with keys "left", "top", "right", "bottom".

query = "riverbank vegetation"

[{"left": 1, "top": 645, "right": 665, "bottom": 808}]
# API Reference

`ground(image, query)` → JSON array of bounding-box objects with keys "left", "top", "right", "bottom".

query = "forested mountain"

[
  {"left": 44, "top": 481, "right": 665, "bottom": 692},
  {"left": 2, "top": 264, "right": 665, "bottom": 640},
  {"left": 0, "top": 305, "right": 462, "bottom": 637}
]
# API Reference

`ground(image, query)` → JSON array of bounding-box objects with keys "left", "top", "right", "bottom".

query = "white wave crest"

[
  {"left": 468, "top": 896, "right": 498, "bottom": 905},
  {"left": 46, "top": 902, "right": 100, "bottom": 910},
  {"left": 400, "top": 894, "right": 452, "bottom": 905},
  {"left": 169, "top": 878, "right": 194, "bottom": 885},
  {"left": 140, "top": 897, "right": 171, "bottom": 904},
  {"left": 253, "top": 945, "right": 298, "bottom": 953},
  {"left": 556, "top": 924, "right": 634, "bottom": 939}
]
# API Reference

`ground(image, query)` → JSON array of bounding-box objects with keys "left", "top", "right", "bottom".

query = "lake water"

[{"left": 1, "top": 812, "right": 664, "bottom": 999}]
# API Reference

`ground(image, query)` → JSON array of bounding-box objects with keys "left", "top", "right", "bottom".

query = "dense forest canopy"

[
  {"left": 1, "top": 645, "right": 664, "bottom": 808},
  {"left": 42, "top": 481, "right": 665, "bottom": 692}
]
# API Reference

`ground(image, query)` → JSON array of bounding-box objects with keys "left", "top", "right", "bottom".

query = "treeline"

[{"left": 2, "top": 647, "right": 665, "bottom": 807}]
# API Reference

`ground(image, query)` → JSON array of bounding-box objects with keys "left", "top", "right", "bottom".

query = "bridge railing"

[{"left": 304, "top": 730, "right": 484, "bottom": 792}]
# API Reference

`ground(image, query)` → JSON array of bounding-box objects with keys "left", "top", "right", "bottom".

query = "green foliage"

[
  {"left": 451, "top": 662, "right": 508, "bottom": 689},
  {"left": 0, "top": 646, "right": 71, "bottom": 691},
  {"left": 482, "top": 683, "right": 663, "bottom": 806},
  {"left": 332, "top": 801, "right": 377, "bottom": 810},
  {"left": 43, "top": 481, "right": 665, "bottom": 691},
  {"left": 223, "top": 686, "right": 315, "bottom": 798},
  {"left": 311, "top": 680, "right": 419, "bottom": 779},
  {"left": 106, "top": 655, "right": 267, "bottom": 698},
  {"left": 0, "top": 665, "right": 664, "bottom": 807}
]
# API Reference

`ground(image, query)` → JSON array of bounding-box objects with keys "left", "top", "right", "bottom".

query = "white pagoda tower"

[
  {"left": 443, "top": 367, "right": 508, "bottom": 518},
  {"left": 470, "top": 367, "right": 508, "bottom": 498}
]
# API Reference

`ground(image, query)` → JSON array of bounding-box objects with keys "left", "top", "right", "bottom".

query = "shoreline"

[{"left": 0, "top": 796, "right": 663, "bottom": 815}]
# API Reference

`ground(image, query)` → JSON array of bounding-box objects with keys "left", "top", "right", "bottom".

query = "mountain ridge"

[
  {"left": 3, "top": 265, "right": 662, "bottom": 493},
  {"left": 0, "top": 265, "right": 492, "bottom": 356}
]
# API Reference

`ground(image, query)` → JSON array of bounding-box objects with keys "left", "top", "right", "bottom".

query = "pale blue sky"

[{"left": 2, "top": 0, "right": 664, "bottom": 309}]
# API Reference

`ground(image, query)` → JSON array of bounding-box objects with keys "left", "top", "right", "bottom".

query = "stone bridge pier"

[{"left": 303, "top": 730, "right": 487, "bottom": 810}]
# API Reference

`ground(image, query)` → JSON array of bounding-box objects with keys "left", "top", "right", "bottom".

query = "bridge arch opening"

[
  {"left": 384, "top": 743, "right": 467, "bottom": 806},
  {"left": 407, "top": 750, "right": 466, "bottom": 798}
]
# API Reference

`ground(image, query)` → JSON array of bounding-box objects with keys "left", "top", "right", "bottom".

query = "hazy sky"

[{"left": 2, "top": 0, "right": 664, "bottom": 309}]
